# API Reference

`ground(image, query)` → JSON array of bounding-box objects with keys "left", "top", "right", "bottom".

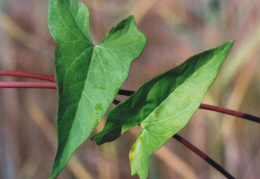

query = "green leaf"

[
  {"left": 92, "top": 41, "right": 233, "bottom": 179},
  {"left": 48, "top": 0, "right": 146, "bottom": 178}
]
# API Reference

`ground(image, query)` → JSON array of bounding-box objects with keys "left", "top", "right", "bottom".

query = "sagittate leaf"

[
  {"left": 92, "top": 41, "right": 233, "bottom": 179},
  {"left": 48, "top": 0, "right": 146, "bottom": 178}
]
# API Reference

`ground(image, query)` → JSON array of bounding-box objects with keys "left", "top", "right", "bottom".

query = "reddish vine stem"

[
  {"left": 0, "top": 82, "right": 56, "bottom": 89},
  {"left": 173, "top": 134, "right": 235, "bottom": 179},
  {"left": 0, "top": 80, "right": 259, "bottom": 123},
  {"left": 117, "top": 89, "right": 260, "bottom": 123},
  {"left": 0, "top": 70, "right": 257, "bottom": 121},
  {"left": 0, "top": 70, "right": 55, "bottom": 82},
  {"left": 199, "top": 103, "right": 260, "bottom": 123},
  {"left": 2, "top": 71, "right": 257, "bottom": 178},
  {"left": 112, "top": 99, "right": 235, "bottom": 179}
]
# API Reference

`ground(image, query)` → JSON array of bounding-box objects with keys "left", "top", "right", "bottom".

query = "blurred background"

[{"left": 0, "top": 0, "right": 260, "bottom": 178}]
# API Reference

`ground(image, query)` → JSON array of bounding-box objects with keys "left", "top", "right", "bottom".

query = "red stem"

[
  {"left": 0, "top": 80, "right": 259, "bottom": 123},
  {"left": 117, "top": 89, "right": 260, "bottom": 123},
  {"left": 0, "top": 70, "right": 55, "bottom": 82},
  {"left": 173, "top": 134, "right": 235, "bottom": 179},
  {"left": 0, "top": 82, "right": 56, "bottom": 89},
  {"left": 200, "top": 103, "right": 260, "bottom": 123}
]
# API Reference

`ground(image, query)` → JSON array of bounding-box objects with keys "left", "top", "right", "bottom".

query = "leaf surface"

[
  {"left": 92, "top": 41, "right": 233, "bottom": 179},
  {"left": 48, "top": 0, "right": 146, "bottom": 178}
]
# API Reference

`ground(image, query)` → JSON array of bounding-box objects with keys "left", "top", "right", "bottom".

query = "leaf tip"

[{"left": 224, "top": 40, "right": 234, "bottom": 49}]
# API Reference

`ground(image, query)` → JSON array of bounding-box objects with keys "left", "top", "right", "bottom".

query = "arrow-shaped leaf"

[
  {"left": 48, "top": 0, "right": 146, "bottom": 178},
  {"left": 92, "top": 41, "right": 233, "bottom": 179}
]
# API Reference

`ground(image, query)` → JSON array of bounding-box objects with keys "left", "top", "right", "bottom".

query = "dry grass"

[{"left": 0, "top": 0, "right": 260, "bottom": 178}]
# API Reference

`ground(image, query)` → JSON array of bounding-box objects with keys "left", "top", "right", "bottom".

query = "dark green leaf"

[
  {"left": 48, "top": 0, "right": 146, "bottom": 178},
  {"left": 92, "top": 41, "right": 233, "bottom": 179}
]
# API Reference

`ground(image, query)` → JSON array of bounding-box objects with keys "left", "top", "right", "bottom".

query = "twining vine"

[
  {"left": 1, "top": 1, "right": 259, "bottom": 178},
  {"left": 1, "top": 70, "right": 260, "bottom": 179}
]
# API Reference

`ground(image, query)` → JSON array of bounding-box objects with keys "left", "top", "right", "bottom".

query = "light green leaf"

[
  {"left": 92, "top": 41, "right": 233, "bottom": 179},
  {"left": 48, "top": 0, "right": 146, "bottom": 178}
]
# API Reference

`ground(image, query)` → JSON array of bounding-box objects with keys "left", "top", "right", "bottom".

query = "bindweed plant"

[{"left": 0, "top": 0, "right": 260, "bottom": 179}]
